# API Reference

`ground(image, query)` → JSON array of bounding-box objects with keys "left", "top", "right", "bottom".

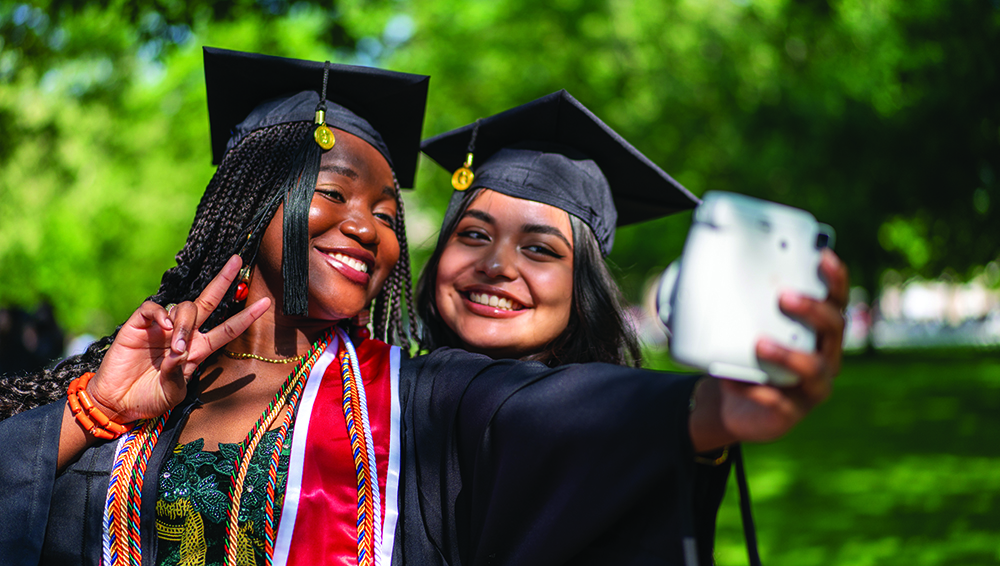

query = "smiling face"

[
  {"left": 255, "top": 129, "right": 400, "bottom": 323},
  {"left": 434, "top": 190, "right": 575, "bottom": 359}
]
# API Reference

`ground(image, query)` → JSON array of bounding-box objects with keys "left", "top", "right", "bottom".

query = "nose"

[
  {"left": 477, "top": 244, "right": 518, "bottom": 281},
  {"left": 340, "top": 210, "right": 379, "bottom": 246}
]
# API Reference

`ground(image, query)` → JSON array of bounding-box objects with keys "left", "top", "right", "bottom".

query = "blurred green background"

[
  {"left": 645, "top": 349, "right": 1000, "bottom": 565},
  {"left": 2, "top": 0, "right": 999, "bottom": 563}
]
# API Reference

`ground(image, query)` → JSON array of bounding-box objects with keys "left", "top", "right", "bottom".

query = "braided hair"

[
  {"left": 0, "top": 121, "right": 417, "bottom": 419},
  {"left": 372, "top": 170, "right": 421, "bottom": 347}
]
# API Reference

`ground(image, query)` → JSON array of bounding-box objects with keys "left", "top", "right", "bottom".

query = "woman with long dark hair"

[
  {"left": 417, "top": 186, "right": 642, "bottom": 367},
  {"left": 397, "top": 90, "right": 848, "bottom": 566},
  {"left": 416, "top": 92, "right": 698, "bottom": 368},
  {"left": 0, "top": 48, "right": 427, "bottom": 566}
]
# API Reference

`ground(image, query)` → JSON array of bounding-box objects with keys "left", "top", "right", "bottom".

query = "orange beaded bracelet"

[{"left": 67, "top": 372, "right": 131, "bottom": 439}]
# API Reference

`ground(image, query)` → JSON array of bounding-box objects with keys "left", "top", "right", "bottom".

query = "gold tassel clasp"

[
  {"left": 451, "top": 152, "right": 475, "bottom": 190},
  {"left": 314, "top": 108, "right": 335, "bottom": 150}
]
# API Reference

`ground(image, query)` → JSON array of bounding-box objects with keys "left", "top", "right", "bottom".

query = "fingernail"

[
  {"left": 758, "top": 339, "right": 779, "bottom": 357},
  {"left": 781, "top": 292, "right": 802, "bottom": 308},
  {"left": 175, "top": 338, "right": 187, "bottom": 353}
]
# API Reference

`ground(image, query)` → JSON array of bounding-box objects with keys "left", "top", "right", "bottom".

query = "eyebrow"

[
  {"left": 462, "top": 209, "right": 573, "bottom": 249},
  {"left": 523, "top": 223, "right": 572, "bottom": 249},
  {"left": 320, "top": 164, "right": 359, "bottom": 180},
  {"left": 319, "top": 164, "right": 397, "bottom": 199},
  {"left": 462, "top": 209, "right": 494, "bottom": 224}
]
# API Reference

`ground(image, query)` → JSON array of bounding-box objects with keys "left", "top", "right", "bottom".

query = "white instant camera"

[{"left": 656, "top": 191, "right": 835, "bottom": 386}]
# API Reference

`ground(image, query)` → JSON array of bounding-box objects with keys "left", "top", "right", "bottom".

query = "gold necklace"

[{"left": 223, "top": 349, "right": 307, "bottom": 364}]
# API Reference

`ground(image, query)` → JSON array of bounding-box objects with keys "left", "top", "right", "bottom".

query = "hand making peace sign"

[{"left": 85, "top": 255, "right": 270, "bottom": 424}]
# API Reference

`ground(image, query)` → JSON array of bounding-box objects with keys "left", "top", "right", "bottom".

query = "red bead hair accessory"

[{"left": 234, "top": 265, "right": 253, "bottom": 302}]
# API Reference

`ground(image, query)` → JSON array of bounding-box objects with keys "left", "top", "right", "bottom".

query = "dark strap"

[
  {"left": 677, "top": 455, "right": 699, "bottom": 566},
  {"left": 733, "top": 444, "right": 762, "bottom": 566}
]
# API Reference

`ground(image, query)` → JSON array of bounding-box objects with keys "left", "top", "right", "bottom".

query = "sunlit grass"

[{"left": 644, "top": 349, "right": 1000, "bottom": 565}]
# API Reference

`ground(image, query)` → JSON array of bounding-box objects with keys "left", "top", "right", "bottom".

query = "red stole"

[{"left": 273, "top": 335, "right": 399, "bottom": 566}]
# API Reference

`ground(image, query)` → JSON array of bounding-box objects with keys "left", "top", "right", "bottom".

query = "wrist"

[
  {"left": 688, "top": 377, "right": 738, "bottom": 453},
  {"left": 85, "top": 371, "right": 122, "bottom": 420},
  {"left": 67, "top": 372, "right": 131, "bottom": 440}
]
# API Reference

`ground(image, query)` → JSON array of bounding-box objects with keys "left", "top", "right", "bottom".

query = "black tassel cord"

[
  {"left": 279, "top": 62, "right": 331, "bottom": 317},
  {"left": 279, "top": 137, "right": 322, "bottom": 316}
]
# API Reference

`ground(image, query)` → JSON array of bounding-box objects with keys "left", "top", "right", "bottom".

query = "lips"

[
  {"left": 466, "top": 291, "right": 522, "bottom": 311},
  {"left": 329, "top": 252, "right": 369, "bottom": 274},
  {"left": 318, "top": 247, "right": 374, "bottom": 285},
  {"left": 458, "top": 287, "right": 528, "bottom": 319}
]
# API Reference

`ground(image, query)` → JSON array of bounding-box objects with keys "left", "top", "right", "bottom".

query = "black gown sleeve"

[
  {"left": 0, "top": 401, "right": 63, "bottom": 564},
  {"left": 0, "top": 399, "right": 120, "bottom": 566},
  {"left": 0, "top": 398, "right": 189, "bottom": 566},
  {"left": 397, "top": 349, "right": 732, "bottom": 566}
]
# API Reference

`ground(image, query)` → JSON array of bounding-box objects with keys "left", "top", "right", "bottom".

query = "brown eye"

[
  {"left": 318, "top": 189, "right": 345, "bottom": 203},
  {"left": 374, "top": 212, "right": 397, "bottom": 229},
  {"left": 524, "top": 245, "right": 564, "bottom": 259},
  {"left": 457, "top": 229, "right": 489, "bottom": 242}
]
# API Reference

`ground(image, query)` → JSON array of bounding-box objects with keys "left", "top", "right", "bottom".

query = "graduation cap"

[
  {"left": 421, "top": 90, "right": 698, "bottom": 256},
  {"left": 202, "top": 47, "right": 429, "bottom": 315},
  {"left": 204, "top": 46, "right": 429, "bottom": 188}
]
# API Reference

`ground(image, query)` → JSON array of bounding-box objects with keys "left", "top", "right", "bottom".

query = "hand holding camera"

[
  {"left": 658, "top": 191, "right": 838, "bottom": 385},
  {"left": 657, "top": 192, "right": 849, "bottom": 449}
]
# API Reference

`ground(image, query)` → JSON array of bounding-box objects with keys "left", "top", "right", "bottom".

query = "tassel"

[
  {"left": 277, "top": 61, "right": 333, "bottom": 317},
  {"left": 279, "top": 136, "right": 322, "bottom": 316}
]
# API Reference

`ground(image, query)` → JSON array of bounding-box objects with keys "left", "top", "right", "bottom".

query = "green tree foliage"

[
  {"left": 1, "top": 0, "right": 998, "bottom": 333},
  {"left": 0, "top": 1, "right": 366, "bottom": 332},
  {"left": 394, "top": 0, "right": 1000, "bottom": 298}
]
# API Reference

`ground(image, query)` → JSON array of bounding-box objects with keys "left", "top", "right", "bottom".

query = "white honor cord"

[
  {"left": 378, "top": 345, "right": 402, "bottom": 566},
  {"left": 270, "top": 336, "right": 339, "bottom": 566}
]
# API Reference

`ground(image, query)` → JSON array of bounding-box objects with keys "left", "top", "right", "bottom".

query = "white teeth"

[
  {"left": 469, "top": 293, "right": 517, "bottom": 311},
  {"left": 331, "top": 253, "right": 368, "bottom": 274}
]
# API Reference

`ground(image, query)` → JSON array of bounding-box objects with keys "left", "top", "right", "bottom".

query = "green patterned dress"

[{"left": 155, "top": 429, "right": 292, "bottom": 566}]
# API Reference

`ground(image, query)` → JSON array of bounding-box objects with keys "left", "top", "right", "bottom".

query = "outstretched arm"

[
  {"left": 56, "top": 256, "right": 269, "bottom": 470},
  {"left": 690, "top": 249, "right": 849, "bottom": 451}
]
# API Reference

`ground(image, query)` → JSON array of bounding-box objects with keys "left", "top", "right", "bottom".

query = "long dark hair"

[
  {"left": 0, "top": 121, "right": 418, "bottom": 419},
  {"left": 416, "top": 188, "right": 641, "bottom": 368}
]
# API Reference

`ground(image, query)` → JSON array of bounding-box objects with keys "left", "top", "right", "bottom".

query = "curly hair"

[
  {"left": 416, "top": 188, "right": 641, "bottom": 368},
  {"left": 0, "top": 121, "right": 417, "bottom": 420}
]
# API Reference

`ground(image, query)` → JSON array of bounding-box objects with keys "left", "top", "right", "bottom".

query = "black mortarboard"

[
  {"left": 421, "top": 90, "right": 698, "bottom": 256},
  {"left": 202, "top": 47, "right": 429, "bottom": 315},
  {"left": 204, "top": 46, "right": 429, "bottom": 188}
]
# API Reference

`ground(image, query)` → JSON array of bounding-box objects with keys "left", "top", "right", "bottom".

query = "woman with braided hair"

[
  {"left": 0, "top": 125, "right": 416, "bottom": 421},
  {"left": 0, "top": 48, "right": 427, "bottom": 566}
]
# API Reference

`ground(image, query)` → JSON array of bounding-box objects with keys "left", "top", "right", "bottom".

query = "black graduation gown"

[
  {"left": 393, "top": 348, "right": 731, "bottom": 566},
  {"left": 0, "top": 349, "right": 730, "bottom": 566}
]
